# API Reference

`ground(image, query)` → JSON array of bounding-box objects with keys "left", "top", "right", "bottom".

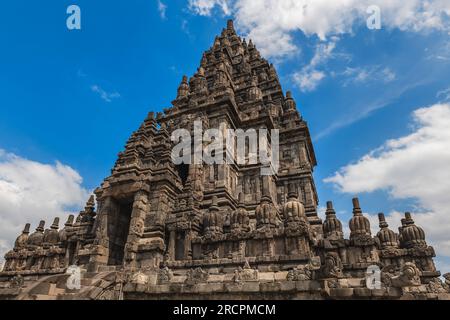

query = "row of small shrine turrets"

[
  {"left": 2, "top": 196, "right": 97, "bottom": 273},
  {"left": 322, "top": 197, "right": 429, "bottom": 249},
  {"left": 2, "top": 184, "right": 437, "bottom": 281}
]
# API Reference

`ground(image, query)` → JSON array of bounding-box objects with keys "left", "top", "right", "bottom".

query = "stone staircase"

[{"left": 15, "top": 271, "right": 119, "bottom": 300}]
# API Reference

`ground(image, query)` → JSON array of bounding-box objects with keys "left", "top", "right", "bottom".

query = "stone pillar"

[
  {"left": 86, "top": 197, "right": 112, "bottom": 272},
  {"left": 183, "top": 231, "right": 193, "bottom": 260},
  {"left": 216, "top": 164, "right": 226, "bottom": 188},
  {"left": 297, "top": 237, "right": 310, "bottom": 257},
  {"left": 285, "top": 237, "right": 297, "bottom": 255},
  {"left": 263, "top": 238, "right": 275, "bottom": 257},
  {"left": 244, "top": 176, "right": 250, "bottom": 194},
  {"left": 299, "top": 144, "right": 308, "bottom": 164},
  {"left": 255, "top": 177, "right": 261, "bottom": 202},
  {"left": 167, "top": 228, "right": 176, "bottom": 261},
  {"left": 304, "top": 181, "right": 313, "bottom": 207},
  {"left": 151, "top": 188, "right": 170, "bottom": 230},
  {"left": 124, "top": 191, "right": 149, "bottom": 270},
  {"left": 339, "top": 247, "right": 348, "bottom": 265}
]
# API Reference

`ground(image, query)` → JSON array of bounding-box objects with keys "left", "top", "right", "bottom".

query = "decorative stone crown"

[
  {"left": 376, "top": 213, "right": 399, "bottom": 248},
  {"left": 43, "top": 218, "right": 60, "bottom": 245},
  {"left": 203, "top": 196, "right": 224, "bottom": 237},
  {"left": 401, "top": 212, "right": 427, "bottom": 248},
  {"left": 349, "top": 197, "right": 371, "bottom": 240},
  {"left": 283, "top": 183, "right": 306, "bottom": 224},
  {"left": 27, "top": 220, "right": 45, "bottom": 247},
  {"left": 323, "top": 201, "right": 343, "bottom": 240},
  {"left": 14, "top": 223, "right": 30, "bottom": 250},
  {"left": 230, "top": 193, "right": 250, "bottom": 233}
]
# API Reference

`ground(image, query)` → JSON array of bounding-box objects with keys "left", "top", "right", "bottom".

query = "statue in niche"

[
  {"left": 322, "top": 252, "right": 343, "bottom": 279},
  {"left": 192, "top": 166, "right": 204, "bottom": 202},
  {"left": 250, "top": 178, "right": 256, "bottom": 194}
]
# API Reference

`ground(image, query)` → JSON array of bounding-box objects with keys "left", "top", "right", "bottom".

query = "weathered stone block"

[
  {"left": 280, "top": 281, "right": 296, "bottom": 292},
  {"left": 197, "top": 283, "right": 224, "bottom": 293},
  {"left": 258, "top": 272, "right": 275, "bottom": 281},
  {"left": 330, "top": 288, "right": 354, "bottom": 297},
  {"left": 122, "top": 282, "right": 136, "bottom": 292},
  {"left": 241, "top": 282, "right": 260, "bottom": 292},
  {"left": 354, "top": 288, "right": 371, "bottom": 297},
  {"left": 371, "top": 288, "right": 387, "bottom": 297},
  {"left": 260, "top": 282, "right": 281, "bottom": 292},
  {"left": 135, "top": 284, "right": 146, "bottom": 293},
  {"left": 207, "top": 274, "right": 225, "bottom": 283}
]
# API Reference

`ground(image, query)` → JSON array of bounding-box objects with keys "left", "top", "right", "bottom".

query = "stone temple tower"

[
  {"left": 1, "top": 20, "right": 447, "bottom": 300},
  {"left": 84, "top": 19, "right": 322, "bottom": 272}
]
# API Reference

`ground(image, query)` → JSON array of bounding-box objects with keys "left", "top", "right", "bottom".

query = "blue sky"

[{"left": 0, "top": 1, "right": 450, "bottom": 271}]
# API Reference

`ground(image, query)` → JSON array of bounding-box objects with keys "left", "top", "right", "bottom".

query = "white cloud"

[
  {"left": 157, "top": 0, "right": 168, "bottom": 20},
  {"left": 189, "top": 0, "right": 450, "bottom": 58},
  {"left": 91, "top": 85, "right": 121, "bottom": 103},
  {"left": 293, "top": 40, "right": 337, "bottom": 91},
  {"left": 0, "top": 150, "right": 89, "bottom": 263},
  {"left": 325, "top": 103, "right": 450, "bottom": 257},
  {"left": 294, "top": 70, "right": 325, "bottom": 92},
  {"left": 188, "top": 0, "right": 230, "bottom": 16}
]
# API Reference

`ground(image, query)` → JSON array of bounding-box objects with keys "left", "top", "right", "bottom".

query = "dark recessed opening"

[
  {"left": 176, "top": 163, "right": 190, "bottom": 186},
  {"left": 107, "top": 198, "right": 133, "bottom": 266}
]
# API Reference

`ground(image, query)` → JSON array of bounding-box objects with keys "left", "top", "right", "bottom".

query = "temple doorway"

[
  {"left": 107, "top": 198, "right": 133, "bottom": 266},
  {"left": 176, "top": 163, "right": 190, "bottom": 186}
]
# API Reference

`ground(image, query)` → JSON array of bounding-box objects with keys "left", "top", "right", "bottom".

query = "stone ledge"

[
  {"left": 134, "top": 280, "right": 324, "bottom": 295},
  {"left": 0, "top": 269, "right": 66, "bottom": 277}
]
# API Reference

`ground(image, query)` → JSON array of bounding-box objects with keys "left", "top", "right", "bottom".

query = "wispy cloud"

[
  {"left": 91, "top": 85, "right": 121, "bottom": 103},
  {"left": 293, "top": 39, "right": 337, "bottom": 92},
  {"left": 188, "top": 0, "right": 230, "bottom": 16},
  {"left": 157, "top": 0, "right": 168, "bottom": 20},
  {"left": 426, "top": 40, "right": 450, "bottom": 62},
  {"left": 181, "top": 19, "right": 194, "bottom": 39},
  {"left": 437, "top": 87, "right": 450, "bottom": 102},
  {"left": 340, "top": 66, "right": 396, "bottom": 87},
  {"left": 315, "top": 79, "right": 426, "bottom": 140},
  {"left": 76, "top": 69, "right": 87, "bottom": 78}
]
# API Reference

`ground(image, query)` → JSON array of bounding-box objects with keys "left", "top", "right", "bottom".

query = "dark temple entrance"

[
  {"left": 176, "top": 163, "right": 190, "bottom": 187},
  {"left": 107, "top": 198, "right": 133, "bottom": 266}
]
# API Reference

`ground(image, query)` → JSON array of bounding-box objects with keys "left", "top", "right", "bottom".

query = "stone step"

[
  {"left": 49, "top": 287, "right": 67, "bottom": 296},
  {"left": 98, "top": 266, "right": 118, "bottom": 272},
  {"left": 81, "top": 278, "right": 95, "bottom": 286},
  {"left": 33, "top": 294, "right": 57, "bottom": 301}
]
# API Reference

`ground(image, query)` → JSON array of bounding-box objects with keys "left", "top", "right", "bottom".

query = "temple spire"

[
  {"left": 177, "top": 75, "right": 189, "bottom": 99},
  {"left": 50, "top": 217, "right": 59, "bottom": 230},
  {"left": 227, "top": 19, "right": 235, "bottom": 32},
  {"left": 323, "top": 201, "right": 344, "bottom": 240}
]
